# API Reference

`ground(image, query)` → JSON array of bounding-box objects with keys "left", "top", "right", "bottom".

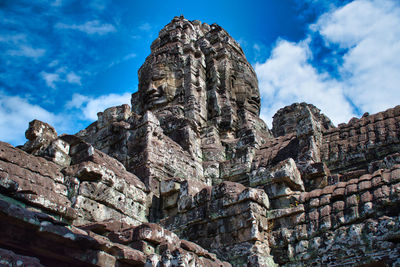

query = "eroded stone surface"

[
  {"left": 159, "top": 180, "right": 273, "bottom": 265},
  {"left": 0, "top": 247, "right": 44, "bottom": 267},
  {"left": 0, "top": 137, "right": 148, "bottom": 227},
  {"left": 0, "top": 198, "right": 229, "bottom": 266}
]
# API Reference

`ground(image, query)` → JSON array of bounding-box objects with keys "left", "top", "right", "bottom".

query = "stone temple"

[{"left": 1, "top": 16, "right": 400, "bottom": 266}]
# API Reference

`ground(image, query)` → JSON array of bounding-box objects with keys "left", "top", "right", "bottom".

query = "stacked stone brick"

[
  {"left": 321, "top": 106, "right": 400, "bottom": 174},
  {"left": 159, "top": 179, "right": 275, "bottom": 266},
  {"left": 266, "top": 165, "right": 400, "bottom": 266}
]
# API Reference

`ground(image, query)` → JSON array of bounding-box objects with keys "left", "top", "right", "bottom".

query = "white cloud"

[
  {"left": 0, "top": 34, "right": 27, "bottom": 44},
  {"left": 1, "top": 34, "right": 45, "bottom": 59},
  {"left": 40, "top": 69, "right": 83, "bottom": 89},
  {"left": 51, "top": 0, "right": 63, "bottom": 7},
  {"left": 256, "top": 0, "right": 400, "bottom": 128},
  {"left": 314, "top": 0, "right": 400, "bottom": 114},
  {"left": 48, "top": 60, "right": 59, "bottom": 67},
  {"left": 66, "top": 72, "right": 82, "bottom": 85},
  {"left": 122, "top": 53, "right": 137, "bottom": 61},
  {"left": 40, "top": 71, "right": 60, "bottom": 89},
  {"left": 255, "top": 39, "right": 354, "bottom": 127},
  {"left": 89, "top": 0, "right": 109, "bottom": 11},
  {"left": 0, "top": 92, "right": 58, "bottom": 146},
  {"left": 0, "top": 91, "right": 87, "bottom": 146},
  {"left": 108, "top": 52, "right": 137, "bottom": 68},
  {"left": 237, "top": 38, "right": 248, "bottom": 48},
  {"left": 139, "top": 22, "right": 151, "bottom": 31},
  {"left": 65, "top": 93, "right": 89, "bottom": 109},
  {"left": 56, "top": 20, "right": 116, "bottom": 35},
  {"left": 7, "top": 45, "right": 46, "bottom": 59},
  {"left": 66, "top": 92, "right": 131, "bottom": 120}
]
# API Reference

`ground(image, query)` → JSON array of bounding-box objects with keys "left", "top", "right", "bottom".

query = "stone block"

[
  {"left": 0, "top": 247, "right": 44, "bottom": 267},
  {"left": 390, "top": 168, "right": 400, "bottom": 182},
  {"left": 309, "top": 198, "right": 320, "bottom": 208},
  {"left": 360, "top": 191, "right": 373, "bottom": 203},
  {"left": 345, "top": 184, "right": 358, "bottom": 195},
  {"left": 180, "top": 239, "right": 217, "bottom": 260},
  {"left": 333, "top": 201, "right": 345, "bottom": 212},
  {"left": 372, "top": 176, "right": 383, "bottom": 187},
  {"left": 111, "top": 243, "right": 147, "bottom": 265},
  {"left": 346, "top": 195, "right": 359, "bottom": 207},
  {"left": 308, "top": 189, "right": 322, "bottom": 198},
  {"left": 212, "top": 181, "right": 245, "bottom": 201},
  {"left": 358, "top": 180, "right": 372, "bottom": 191},
  {"left": 160, "top": 178, "right": 182, "bottom": 196},
  {"left": 320, "top": 194, "right": 331, "bottom": 206},
  {"left": 238, "top": 187, "right": 270, "bottom": 209},
  {"left": 162, "top": 191, "right": 178, "bottom": 210},
  {"left": 20, "top": 120, "right": 57, "bottom": 155},
  {"left": 267, "top": 205, "right": 305, "bottom": 220},
  {"left": 270, "top": 158, "right": 305, "bottom": 191},
  {"left": 321, "top": 185, "right": 335, "bottom": 195},
  {"left": 237, "top": 224, "right": 263, "bottom": 242},
  {"left": 264, "top": 182, "right": 294, "bottom": 199},
  {"left": 133, "top": 223, "right": 179, "bottom": 246},
  {"left": 178, "top": 179, "right": 209, "bottom": 212},
  {"left": 194, "top": 186, "right": 212, "bottom": 205},
  {"left": 332, "top": 188, "right": 345, "bottom": 199},
  {"left": 308, "top": 209, "right": 319, "bottom": 221},
  {"left": 320, "top": 205, "right": 331, "bottom": 218}
]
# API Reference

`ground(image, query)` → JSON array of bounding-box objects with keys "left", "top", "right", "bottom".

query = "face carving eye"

[{"left": 151, "top": 74, "right": 165, "bottom": 81}]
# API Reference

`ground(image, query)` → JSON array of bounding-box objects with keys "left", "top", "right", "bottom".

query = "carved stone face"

[
  {"left": 231, "top": 70, "right": 261, "bottom": 115},
  {"left": 139, "top": 63, "right": 182, "bottom": 111},
  {"left": 244, "top": 82, "right": 261, "bottom": 115}
]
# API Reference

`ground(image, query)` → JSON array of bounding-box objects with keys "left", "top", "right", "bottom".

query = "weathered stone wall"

[
  {"left": 0, "top": 141, "right": 76, "bottom": 221},
  {"left": 77, "top": 107, "right": 205, "bottom": 192},
  {"left": 321, "top": 105, "right": 400, "bottom": 174},
  {"left": 0, "top": 120, "right": 230, "bottom": 266},
  {"left": 250, "top": 104, "right": 400, "bottom": 266},
  {"left": 158, "top": 179, "right": 277, "bottom": 266},
  {"left": 1, "top": 124, "right": 149, "bottom": 227},
  {"left": 267, "top": 165, "right": 400, "bottom": 266},
  {"left": 0, "top": 198, "right": 229, "bottom": 266}
]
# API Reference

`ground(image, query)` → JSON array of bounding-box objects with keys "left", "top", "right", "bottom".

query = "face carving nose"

[{"left": 157, "top": 84, "right": 166, "bottom": 93}]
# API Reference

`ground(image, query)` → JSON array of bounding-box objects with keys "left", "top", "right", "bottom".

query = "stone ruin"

[{"left": 1, "top": 16, "right": 400, "bottom": 267}]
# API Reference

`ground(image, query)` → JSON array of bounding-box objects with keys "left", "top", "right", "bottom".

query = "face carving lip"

[
  {"left": 249, "top": 96, "right": 260, "bottom": 105},
  {"left": 147, "top": 93, "right": 163, "bottom": 103},
  {"left": 247, "top": 96, "right": 261, "bottom": 112},
  {"left": 145, "top": 85, "right": 166, "bottom": 106},
  {"left": 147, "top": 90, "right": 162, "bottom": 98},
  {"left": 249, "top": 95, "right": 259, "bottom": 101}
]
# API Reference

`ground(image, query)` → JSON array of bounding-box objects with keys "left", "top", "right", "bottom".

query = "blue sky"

[{"left": 1, "top": 0, "right": 400, "bottom": 146}]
